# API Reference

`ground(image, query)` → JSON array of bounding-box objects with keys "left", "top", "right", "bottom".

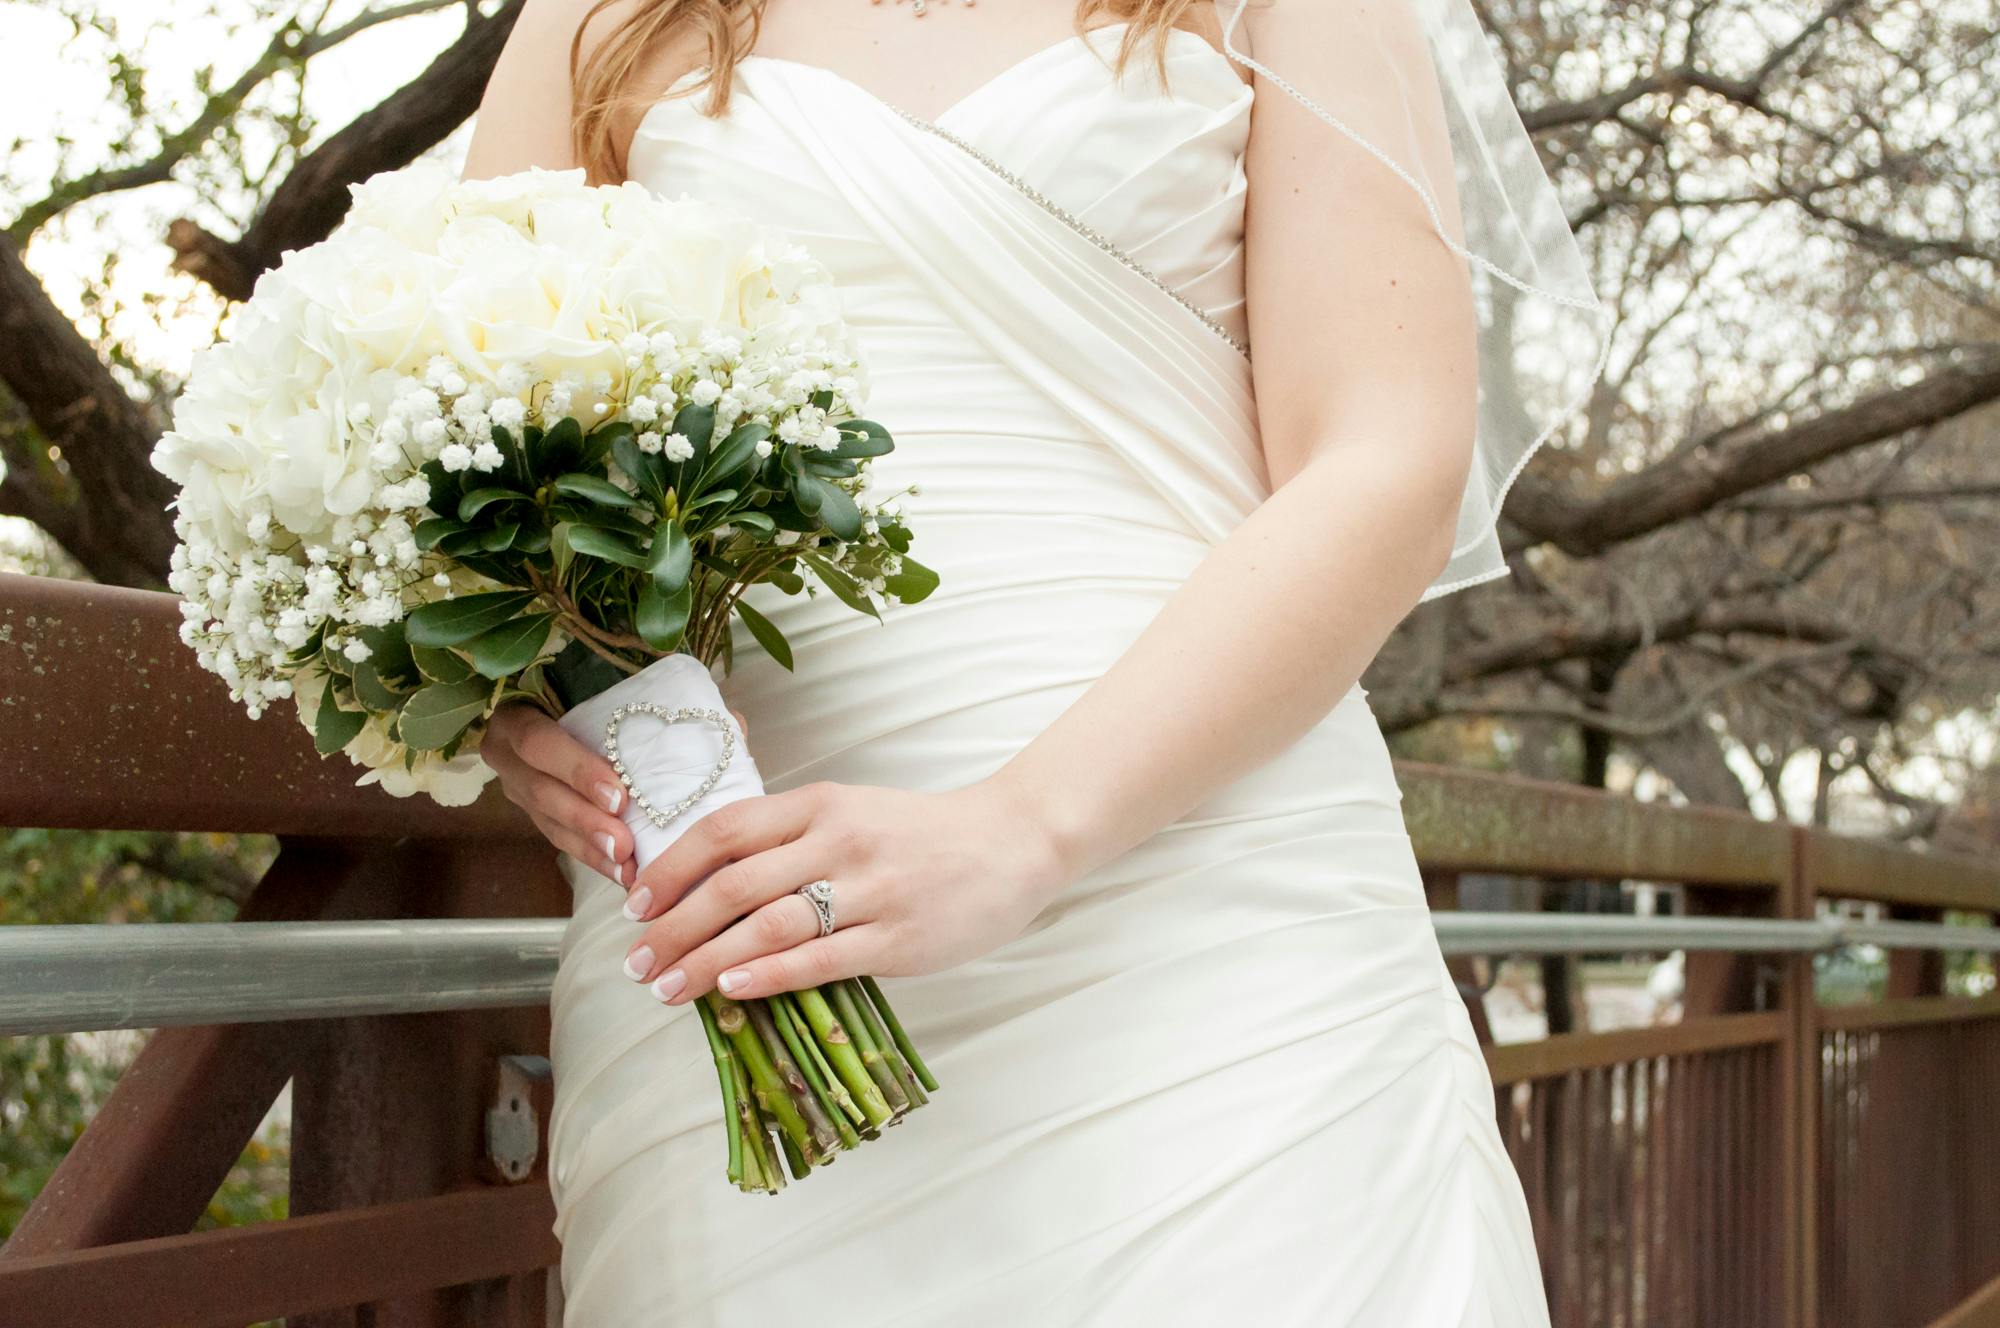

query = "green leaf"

[
  {"left": 479, "top": 522, "right": 520, "bottom": 552},
  {"left": 534, "top": 416, "right": 584, "bottom": 474},
  {"left": 582, "top": 420, "right": 631, "bottom": 471},
  {"left": 884, "top": 556, "right": 941, "bottom": 605},
  {"left": 566, "top": 525, "right": 649, "bottom": 569},
  {"left": 399, "top": 676, "right": 497, "bottom": 751},
  {"left": 767, "top": 566, "right": 805, "bottom": 596},
  {"left": 882, "top": 523, "right": 912, "bottom": 553},
  {"left": 731, "top": 511, "right": 777, "bottom": 537},
  {"left": 647, "top": 520, "right": 693, "bottom": 592},
  {"left": 734, "top": 599, "right": 793, "bottom": 671},
  {"left": 832, "top": 420, "right": 894, "bottom": 458},
  {"left": 413, "top": 644, "right": 474, "bottom": 684},
  {"left": 554, "top": 473, "right": 647, "bottom": 509},
  {"left": 514, "top": 524, "right": 551, "bottom": 555},
  {"left": 313, "top": 679, "right": 367, "bottom": 755},
  {"left": 701, "top": 422, "right": 769, "bottom": 487},
  {"left": 493, "top": 423, "right": 533, "bottom": 488},
  {"left": 672, "top": 401, "right": 717, "bottom": 453},
  {"left": 806, "top": 476, "right": 863, "bottom": 541},
  {"left": 612, "top": 433, "right": 667, "bottom": 508},
  {"left": 405, "top": 591, "right": 540, "bottom": 647},
  {"left": 800, "top": 553, "right": 881, "bottom": 621},
  {"left": 356, "top": 623, "right": 416, "bottom": 686},
  {"left": 635, "top": 580, "right": 693, "bottom": 653},
  {"left": 549, "top": 522, "right": 577, "bottom": 577},
  {"left": 544, "top": 636, "right": 630, "bottom": 710},
  {"left": 804, "top": 456, "right": 860, "bottom": 479},
  {"left": 413, "top": 517, "right": 466, "bottom": 551},
  {"left": 791, "top": 470, "right": 824, "bottom": 517},
  {"left": 467, "top": 612, "right": 557, "bottom": 680},
  {"left": 420, "top": 459, "right": 465, "bottom": 520},
  {"left": 668, "top": 402, "right": 716, "bottom": 490},
  {"left": 458, "top": 487, "right": 526, "bottom": 521},
  {"left": 435, "top": 528, "right": 488, "bottom": 558},
  {"left": 452, "top": 552, "right": 520, "bottom": 586},
  {"left": 559, "top": 504, "right": 654, "bottom": 540},
  {"left": 684, "top": 488, "right": 739, "bottom": 515},
  {"left": 352, "top": 659, "right": 411, "bottom": 710}
]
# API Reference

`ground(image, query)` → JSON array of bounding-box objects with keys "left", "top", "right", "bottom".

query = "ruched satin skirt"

[{"left": 548, "top": 674, "right": 1548, "bottom": 1326}]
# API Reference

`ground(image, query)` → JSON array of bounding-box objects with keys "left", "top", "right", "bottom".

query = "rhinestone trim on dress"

[{"left": 887, "top": 106, "right": 1251, "bottom": 358}]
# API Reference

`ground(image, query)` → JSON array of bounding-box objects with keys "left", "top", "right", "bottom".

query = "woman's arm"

[{"left": 612, "top": 4, "right": 1480, "bottom": 1005}]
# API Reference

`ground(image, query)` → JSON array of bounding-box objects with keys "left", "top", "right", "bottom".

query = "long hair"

[{"left": 568, "top": 0, "right": 1208, "bottom": 184}]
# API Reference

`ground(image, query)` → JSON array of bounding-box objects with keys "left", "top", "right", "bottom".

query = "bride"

[{"left": 461, "top": 0, "right": 1595, "bottom": 1322}]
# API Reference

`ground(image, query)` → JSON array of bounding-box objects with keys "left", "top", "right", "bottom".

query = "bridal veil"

[{"left": 1220, "top": 0, "right": 1613, "bottom": 600}]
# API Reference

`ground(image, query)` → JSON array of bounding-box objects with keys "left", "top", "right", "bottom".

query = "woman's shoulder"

[{"left": 523, "top": 0, "right": 713, "bottom": 170}]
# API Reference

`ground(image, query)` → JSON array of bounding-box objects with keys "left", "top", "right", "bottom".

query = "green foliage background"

[{"left": 0, "top": 828, "right": 288, "bottom": 1238}]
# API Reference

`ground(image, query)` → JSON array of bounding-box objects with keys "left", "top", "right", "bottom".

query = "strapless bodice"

[
  {"left": 628, "top": 26, "right": 1254, "bottom": 351},
  {"left": 619, "top": 24, "right": 1269, "bottom": 795}
]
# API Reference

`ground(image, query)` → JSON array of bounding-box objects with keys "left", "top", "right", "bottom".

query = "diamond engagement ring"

[{"left": 799, "top": 878, "right": 837, "bottom": 937}]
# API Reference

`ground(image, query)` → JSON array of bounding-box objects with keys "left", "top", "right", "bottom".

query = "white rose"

[
  {"left": 342, "top": 157, "right": 456, "bottom": 249},
  {"left": 281, "top": 228, "right": 452, "bottom": 375}
]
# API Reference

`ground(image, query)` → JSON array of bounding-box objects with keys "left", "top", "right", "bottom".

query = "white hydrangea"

[{"left": 150, "top": 158, "right": 872, "bottom": 805}]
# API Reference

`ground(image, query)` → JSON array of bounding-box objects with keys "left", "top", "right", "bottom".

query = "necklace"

[{"left": 873, "top": 0, "right": 974, "bottom": 14}]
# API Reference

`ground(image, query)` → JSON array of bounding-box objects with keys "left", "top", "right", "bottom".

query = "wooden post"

[
  {"left": 287, "top": 837, "right": 567, "bottom": 1328},
  {"left": 1781, "top": 829, "right": 1820, "bottom": 1328}
]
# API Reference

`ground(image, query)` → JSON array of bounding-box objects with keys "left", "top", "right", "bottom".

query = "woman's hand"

[
  {"left": 484, "top": 701, "right": 747, "bottom": 886},
  {"left": 616, "top": 778, "right": 1068, "bottom": 1005}
]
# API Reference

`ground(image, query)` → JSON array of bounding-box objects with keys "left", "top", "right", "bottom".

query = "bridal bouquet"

[{"left": 151, "top": 159, "right": 938, "bottom": 1193}]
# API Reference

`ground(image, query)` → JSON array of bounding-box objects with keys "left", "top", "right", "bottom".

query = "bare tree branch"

[
  {"left": 1506, "top": 356, "right": 2000, "bottom": 556},
  {"left": 169, "top": 0, "right": 524, "bottom": 301}
]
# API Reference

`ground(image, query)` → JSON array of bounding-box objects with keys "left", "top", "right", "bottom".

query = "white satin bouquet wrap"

[{"left": 555, "top": 653, "right": 764, "bottom": 872}]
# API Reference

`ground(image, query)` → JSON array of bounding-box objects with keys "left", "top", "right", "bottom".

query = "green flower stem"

[
  {"left": 779, "top": 1130, "right": 811, "bottom": 1182},
  {"left": 862, "top": 975, "right": 939, "bottom": 1093},
  {"left": 851, "top": 978, "right": 926, "bottom": 1106},
  {"left": 727, "top": 1048, "right": 768, "bottom": 1193},
  {"left": 712, "top": 995, "right": 817, "bottom": 1174},
  {"left": 795, "top": 987, "right": 894, "bottom": 1127},
  {"left": 696, "top": 997, "right": 744, "bottom": 1186},
  {"left": 746, "top": 998, "right": 844, "bottom": 1164},
  {"left": 828, "top": 980, "right": 909, "bottom": 1119},
  {"left": 772, "top": 991, "right": 863, "bottom": 1149}
]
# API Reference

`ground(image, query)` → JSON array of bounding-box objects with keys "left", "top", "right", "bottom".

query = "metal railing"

[
  {"left": 5, "top": 912, "right": 1998, "bottom": 1036},
  {"left": 4, "top": 574, "right": 1999, "bottom": 1328}
]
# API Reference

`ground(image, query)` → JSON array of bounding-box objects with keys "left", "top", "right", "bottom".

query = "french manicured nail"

[
  {"left": 595, "top": 783, "right": 623, "bottom": 814},
  {"left": 717, "top": 969, "right": 750, "bottom": 994},
  {"left": 596, "top": 832, "right": 617, "bottom": 862},
  {"left": 622, "top": 945, "right": 654, "bottom": 982},
  {"left": 621, "top": 887, "right": 653, "bottom": 922},
  {"left": 651, "top": 968, "right": 686, "bottom": 1002}
]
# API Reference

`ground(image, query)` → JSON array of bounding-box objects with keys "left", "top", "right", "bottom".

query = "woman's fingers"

[
  {"left": 489, "top": 703, "right": 630, "bottom": 823},
  {"left": 633, "top": 783, "right": 823, "bottom": 905},
  {"left": 626, "top": 836, "right": 833, "bottom": 973},
  {"left": 690, "top": 927, "right": 883, "bottom": 1004},
  {"left": 486, "top": 703, "right": 636, "bottom": 878},
  {"left": 527, "top": 810, "right": 634, "bottom": 887},
  {"left": 628, "top": 890, "right": 821, "bottom": 1003}
]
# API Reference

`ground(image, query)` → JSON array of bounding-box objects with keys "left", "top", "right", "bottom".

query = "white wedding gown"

[{"left": 546, "top": 24, "right": 1551, "bottom": 1327}]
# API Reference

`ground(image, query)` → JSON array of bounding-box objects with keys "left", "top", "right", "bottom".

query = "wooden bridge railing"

[{"left": 3, "top": 571, "right": 1997, "bottom": 1327}]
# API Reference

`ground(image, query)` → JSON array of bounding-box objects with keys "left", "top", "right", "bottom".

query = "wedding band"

[{"left": 798, "top": 878, "right": 837, "bottom": 937}]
